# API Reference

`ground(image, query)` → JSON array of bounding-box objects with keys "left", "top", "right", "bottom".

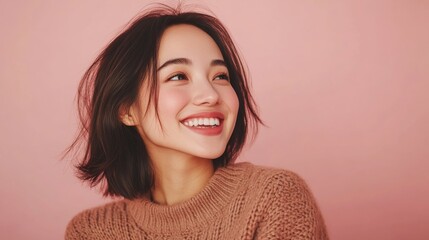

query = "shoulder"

[
  {"left": 232, "top": 163, "right": 328, "bottom": 238},
  {"left": 224, "top": 162, "right": 317, "bottom": 209},
  {"left": 234, "top": 163, "right": 329, "bottom": 239},
  {"left": 231, "top": 162, "right": 324, "bottom": 218},
  {"left": 65, "top": 200, "right": 132, "bottom": 239},
  {"left": 230, "top": 162, "right": 308, "bottom": 192}
]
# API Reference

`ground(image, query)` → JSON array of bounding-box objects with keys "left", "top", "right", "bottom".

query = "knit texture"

[{"left": 65, "top": 162, "right": 328, "bottom": 239}]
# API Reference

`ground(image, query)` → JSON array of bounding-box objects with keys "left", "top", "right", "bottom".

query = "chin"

[
  {"left": 184, "top": 141, "right": 226, "bottom": 157},
  {"left": 193, "top": 148, "right": 226, "bottom": 160}
]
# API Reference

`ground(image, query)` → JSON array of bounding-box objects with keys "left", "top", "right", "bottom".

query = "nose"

[{"left": 192, "top": 80, "right": 220, "bottom": 106}]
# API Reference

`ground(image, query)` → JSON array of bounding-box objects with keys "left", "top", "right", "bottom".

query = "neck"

[{"left": 150, "top": 156, "right": 214, "bottom": 205}]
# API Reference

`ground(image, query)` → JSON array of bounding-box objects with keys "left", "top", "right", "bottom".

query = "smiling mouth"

[{"left": 182, "top": 118, "right": 221, "bottom": 128}]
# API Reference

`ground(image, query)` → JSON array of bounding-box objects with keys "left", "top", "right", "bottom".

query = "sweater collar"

[{"left": 126, "top": 162, "right": 252, "bottom": 233}]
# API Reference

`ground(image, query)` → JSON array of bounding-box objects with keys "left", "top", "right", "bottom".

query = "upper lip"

[{"left": 180, "top": 112, "right": 225, "bottom": 122}]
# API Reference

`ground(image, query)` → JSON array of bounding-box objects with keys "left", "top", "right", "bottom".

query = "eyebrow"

[{"left": 157, "top": 58, "right": 227, "bottom": 71}]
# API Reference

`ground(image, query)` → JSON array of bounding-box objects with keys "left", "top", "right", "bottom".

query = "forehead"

[{"left": 157, "top": 24, "right": 224, "bottom": 65}]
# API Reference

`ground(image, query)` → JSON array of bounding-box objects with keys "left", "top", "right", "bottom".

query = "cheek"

[
  {"left": 222, "top": 87, "right": 239, "bottom": 113},
  {"left": 157, "top": 87, "right": 189, "bottom": 119}
]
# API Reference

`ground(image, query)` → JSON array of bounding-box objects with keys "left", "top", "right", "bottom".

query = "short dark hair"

[{"left": 68, "top": 5, "right": 262, "bottom": 199}]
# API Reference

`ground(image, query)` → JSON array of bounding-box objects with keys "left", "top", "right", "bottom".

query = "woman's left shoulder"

[
  {"left": 233, "top": 162, "right": 329, "bottom": 239},
  {"left": 232, "top": 162, "right": 311, "bottom": 192}
]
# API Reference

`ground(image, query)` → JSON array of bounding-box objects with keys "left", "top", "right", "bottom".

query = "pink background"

[{"left": 1, "top": 0, "right": 428, "bottom": 239}]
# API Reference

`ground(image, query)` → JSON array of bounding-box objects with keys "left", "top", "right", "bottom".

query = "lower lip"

[{"left": 183, "top": 122, "right": 223, "bottom": 136}]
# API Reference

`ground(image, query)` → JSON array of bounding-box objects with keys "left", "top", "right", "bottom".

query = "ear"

[{"left": 119, "top": 105, "right": 138, "bottom": 126}]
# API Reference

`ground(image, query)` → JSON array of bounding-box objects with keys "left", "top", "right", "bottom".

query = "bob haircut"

[{"left": 69, "top": 5, "right": 262, "bottom": 199}]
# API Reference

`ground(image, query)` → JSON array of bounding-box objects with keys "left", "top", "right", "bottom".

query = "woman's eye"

[
  {"left": 169, "top": 73, "right": 187, "bottom": 81},
  {"left": 214, "top": 73, "right": 230, "bottom": 81}
]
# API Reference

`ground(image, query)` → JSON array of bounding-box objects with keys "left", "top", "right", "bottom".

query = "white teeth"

[{"left": 183, "top": 118, "right": 221, "bottom": 127}]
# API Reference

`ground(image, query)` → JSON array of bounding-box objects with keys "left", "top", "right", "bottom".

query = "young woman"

[{"left": 66, "top": 5, "right": 328, "bottom": 240}]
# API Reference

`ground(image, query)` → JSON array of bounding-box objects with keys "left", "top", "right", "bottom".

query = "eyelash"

[
  {"left": 214, "top": 73, "right": 230, "bottom": 81},
  {"left": 168, "top": 73, "right": 188, "bottom": 81},
  {"left": 167, "top": 73, "right": 230, "bottom": 82}
]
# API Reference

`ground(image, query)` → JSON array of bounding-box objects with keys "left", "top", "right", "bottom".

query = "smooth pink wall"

[{"left": 1, "top": 1, "right": 428, "bottom": 239}]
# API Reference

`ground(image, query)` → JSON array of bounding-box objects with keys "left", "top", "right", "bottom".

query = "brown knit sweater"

[{"left": 65, "top": 162, "right": 328, "bottom": 239}]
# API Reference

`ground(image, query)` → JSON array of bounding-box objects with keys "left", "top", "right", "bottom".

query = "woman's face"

[{"left": 124, "top": 24, "right": 239, "bottom": 162}]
